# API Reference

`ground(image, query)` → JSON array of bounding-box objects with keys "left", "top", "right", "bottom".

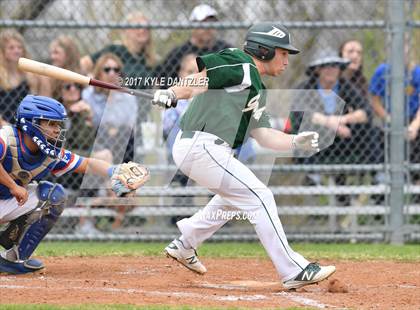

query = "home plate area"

[{"left": 0, "top": 257, "right": 419, "bottom": 309}]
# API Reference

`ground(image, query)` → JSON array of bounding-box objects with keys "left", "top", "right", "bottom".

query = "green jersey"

[{"left": 180, "top": 48, "right": 271, "bottom": 148}]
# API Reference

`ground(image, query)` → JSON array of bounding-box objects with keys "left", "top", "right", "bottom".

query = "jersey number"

[{"left": 242, "top": 94, "right": 265, "bottom": 121}]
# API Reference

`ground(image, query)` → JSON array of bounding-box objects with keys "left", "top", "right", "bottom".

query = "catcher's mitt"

[{"left": 110, "top": 162, "right": 150, "bottom": 197}]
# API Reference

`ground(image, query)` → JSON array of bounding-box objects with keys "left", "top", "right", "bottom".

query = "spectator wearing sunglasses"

[
  {"left": 53, "top": 81, "right": 100, "bottom": 234},
  {"left": 59, "top": 82, "right": 94, "bottom": 156},
  {"left": 50, "top": 81, "right": 95, "bottom": 195},
  {"left": 82, "top": 53, "right": 137, "bottom": 163},
  {"left": 80, "top": 11, "right": 155, "bottom": 89},
  {"left": 81, "top": 53, "right": 139, "bottom": 229},
  {"left": 80, "top": 11, "right": 153, "bottom": 148}
]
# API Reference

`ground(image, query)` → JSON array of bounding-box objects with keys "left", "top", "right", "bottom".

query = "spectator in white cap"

[
  {"left": 155, "top": 4, "right": 231, "bottom": 86},
  {"left": 189, "top": 4, "right": 218, "bottom": 22}
]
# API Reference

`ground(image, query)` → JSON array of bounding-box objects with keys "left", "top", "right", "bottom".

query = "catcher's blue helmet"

[{"left": 16, "top": 95, "right": 67, "bottom": 158}]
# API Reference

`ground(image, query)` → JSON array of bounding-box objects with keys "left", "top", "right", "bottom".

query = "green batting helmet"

[{"left": 244, "top": 22, "right": 300, "bottom": 60}]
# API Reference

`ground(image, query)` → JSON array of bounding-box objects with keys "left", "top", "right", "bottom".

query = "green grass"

[{"left": 36, "top": 241, "right": 420, "bottom": 261}]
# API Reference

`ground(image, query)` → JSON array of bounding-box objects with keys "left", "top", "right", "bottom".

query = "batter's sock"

[{"left": 179, "top": 236, "right": 193, "bottom": 249}]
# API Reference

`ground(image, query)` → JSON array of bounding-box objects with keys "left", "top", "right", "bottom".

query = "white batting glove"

[
  {"left": 152, "top": 89, "right": 177, "bottom": 108},
  {"left": 292, "top": 131, "right": 320, "bottom": 152}
]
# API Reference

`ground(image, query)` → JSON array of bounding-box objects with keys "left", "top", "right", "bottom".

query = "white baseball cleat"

[
  {"left": 164, "top": 239, "right": 207, "bottom": 275},
  {"left": 283, "top": 262, "right": 336, "bottom": 290}
]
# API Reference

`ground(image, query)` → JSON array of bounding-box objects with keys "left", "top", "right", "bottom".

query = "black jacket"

[{"left": 154, "top": 39, "right": 231, "bottom": 87}]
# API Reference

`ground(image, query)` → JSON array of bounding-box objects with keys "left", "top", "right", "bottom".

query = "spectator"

[
  {"left": 53, "top": 81, "right": 98, "bottom": 234},
  {"left": 340, "top": 39, "right": 385, "bottom": 205},
  {"left": 155, "top": 4, "right": 231, "bottom": 85},
  {"left": 369, "top": 62, "right": 420, "bottom": 133},
  {"left": 82, "top": 53, "right": 138, "bottom": 163},
  {"left": 291, "top": 49, "right": 378, "bottom": 205},
  {"left": 369, "top": 60, "right": 420, "bottom": 187},
  {"left": 40, "top": 35, "right": 82, "bottom": 99},
  {"left": 80, "top": 11, "right": 153, "bottom": 149},
  {"left": 80, "top": 11, "right": 155, "bottom": 87},
  {"left": 50, "top": 36, "right": 81, "bottom": 70},
  {"left": 82, "top": 53, "right": 138, "bottom": 229},
  {"left": 339, "top": 39, "right": 368, "bottom": 98},
  {"left": 406, "top": 66, "right": 420, "bottom": 149},
  {"left": 58, "top": 82, "right": 94, "bottom": 157},
  {"left": 0, "top": 29, "right": 41, "bottom": 124}
]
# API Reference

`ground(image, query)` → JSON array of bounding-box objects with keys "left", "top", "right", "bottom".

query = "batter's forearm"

[
  {"left": 170, "top": 85, "right": 195, "bottom": 100},
  {"left": 170, "top": 70, "right": 208, "bottom": 100},
  {"left": 252, "top": 128, "right": 294, "bottom": 151},
  {"left": 170, "top": 84, "right": 208, "bottom": 100},
  {"left": 264, "top": 131, "right": 294, "bottom": 151}
]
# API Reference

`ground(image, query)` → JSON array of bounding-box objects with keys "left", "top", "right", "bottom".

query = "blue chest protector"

[{"left": 0, "top": 126, "right": 55, "bottom": 199}]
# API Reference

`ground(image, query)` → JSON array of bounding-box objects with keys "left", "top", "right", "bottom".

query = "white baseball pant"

[
  {"left": 0, "top": 184, "right": 39, "bottom": 224},
  {"left": 172, "top": 130, "right": 309, "bottom": 281}
]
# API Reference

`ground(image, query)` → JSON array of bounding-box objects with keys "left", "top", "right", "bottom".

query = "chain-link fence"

[{"left": 0, "top": 0, "right": 419, "bottom": 243}]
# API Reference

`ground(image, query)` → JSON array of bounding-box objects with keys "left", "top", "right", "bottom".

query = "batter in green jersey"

[
  {"left": 180, "top": 48, "right": 271, "bottom": 148},
  {"left": 152, "top": 23, "right": 335, "bottom": 290}
]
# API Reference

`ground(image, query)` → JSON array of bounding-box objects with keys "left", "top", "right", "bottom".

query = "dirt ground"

[{"left": 1, "top": 257, "right": 419, "bottom": 309}]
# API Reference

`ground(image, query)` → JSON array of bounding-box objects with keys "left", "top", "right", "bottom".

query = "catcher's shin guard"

[
  {"left": 18, "top": 182, "right": 66, "bottom": 260},
  {"left": 17, "top": 202, "right": 64, "bottom": 261}
]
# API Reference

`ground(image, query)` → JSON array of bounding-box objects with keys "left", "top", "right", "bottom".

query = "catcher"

[{"left": 0, "top": 95, "right": 149, "bottom": 274}]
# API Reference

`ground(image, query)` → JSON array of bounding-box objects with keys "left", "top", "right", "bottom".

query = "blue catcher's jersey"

[{"left": 0, "top": 125, "right": 84, "bottom": 200}]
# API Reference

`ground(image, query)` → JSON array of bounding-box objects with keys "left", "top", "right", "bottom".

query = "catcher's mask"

[{"left": 16, "top": 95, "right": 68, "bottom": 159}]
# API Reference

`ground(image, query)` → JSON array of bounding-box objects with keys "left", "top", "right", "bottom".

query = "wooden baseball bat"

[{"left": 18, "top": 57, "right": 153, "bottom": 100}]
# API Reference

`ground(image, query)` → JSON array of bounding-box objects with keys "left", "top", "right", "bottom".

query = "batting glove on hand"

[
  {"left": 152, "top": 89, "right": 177, "bottom": 108},
  {"left": 292, "top": 131, "right": 320, "bottom": 152}
]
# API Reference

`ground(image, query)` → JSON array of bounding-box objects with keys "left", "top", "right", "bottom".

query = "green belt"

[{"left": 180, "top": 131, "right": 225, "bottom": 145}]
